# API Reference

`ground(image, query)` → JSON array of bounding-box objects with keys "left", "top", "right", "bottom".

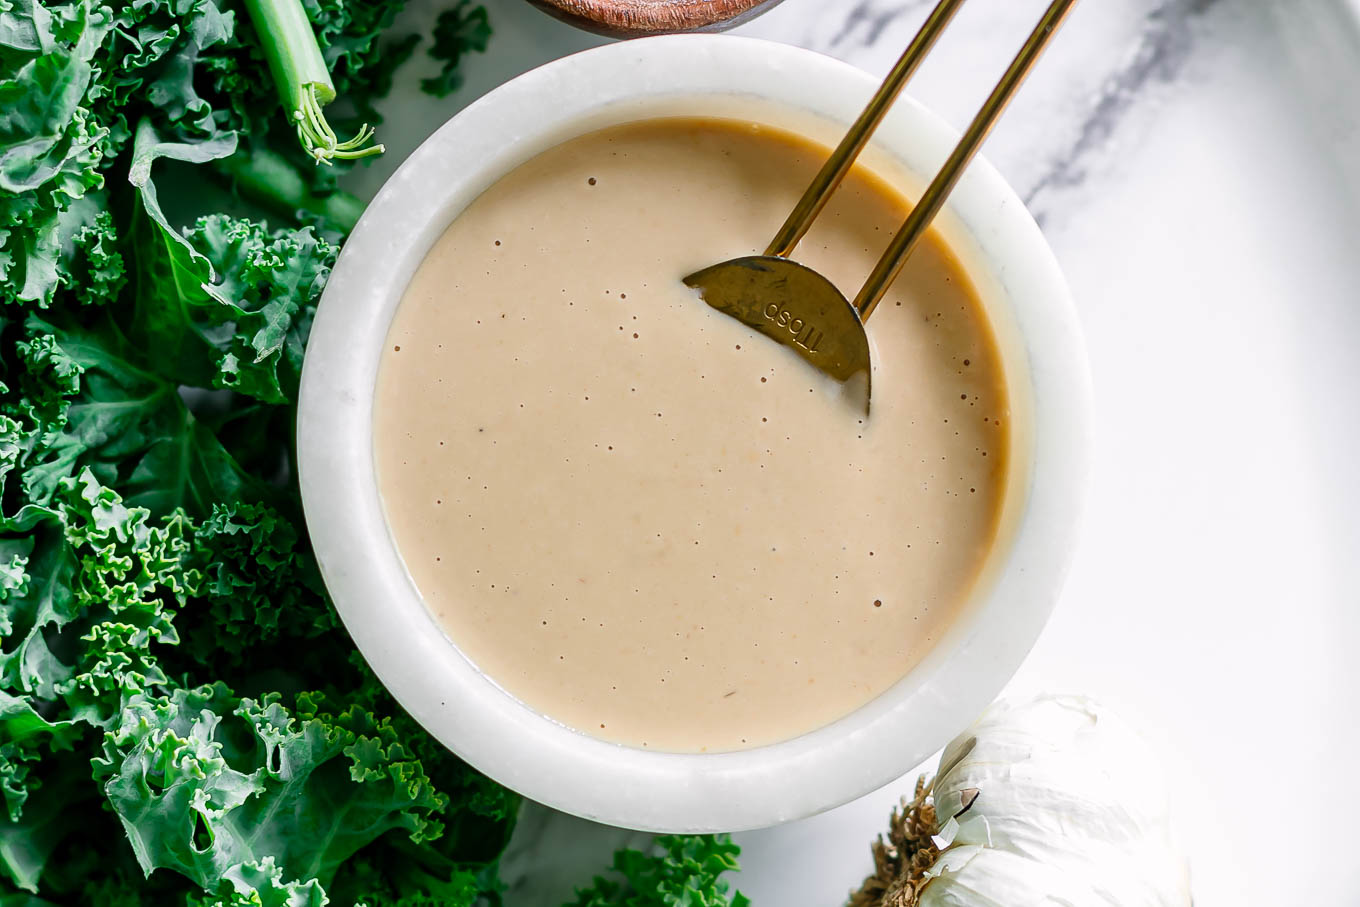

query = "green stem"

[
  {"left": 214, "top": 148, "right": 365, "bottom": 234},
  {"left": 242, "top": 0, "right": 384, "bottom": 165}
]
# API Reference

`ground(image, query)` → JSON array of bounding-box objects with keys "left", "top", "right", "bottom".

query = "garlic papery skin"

[
  {"left": 920, "top": 845, "right": 1098, "bottom": 906},
  {"left": 918, "top": 695, "right": 1190, "bottom": 907}
]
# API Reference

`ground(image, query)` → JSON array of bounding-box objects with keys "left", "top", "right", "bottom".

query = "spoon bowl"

[{"left": 683, "top": 255, "right": 872, "bottom": 409}]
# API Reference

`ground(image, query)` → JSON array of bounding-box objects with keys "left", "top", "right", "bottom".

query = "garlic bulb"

[{"left": 852, "top": 695, "right": 1190, "bottom": 907}]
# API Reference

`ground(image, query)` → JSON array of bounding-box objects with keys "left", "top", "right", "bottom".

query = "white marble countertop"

[{"left": 350, "top": 1, "right": 1360, "bottom": 904}]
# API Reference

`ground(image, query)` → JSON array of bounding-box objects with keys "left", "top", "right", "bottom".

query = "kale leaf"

[
  {"left": 421, "top": 2, "right": 492, "bottom": 99},
  {"left": 0, "top": 2, "right": 506, "bottom": 906},
  {"left": 566, "top": 835, "right": 750, "bottom": 907},
  {"left": 92, "top": 683, "right": 447, "bottom": 891}
]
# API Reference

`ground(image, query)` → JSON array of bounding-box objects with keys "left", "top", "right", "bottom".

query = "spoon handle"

[
  {"left": 855, "top": 0, "right": 1079, "bottom": 321},
  {"left": 763, "top": 0, "right": 968, "bottom": 259}
]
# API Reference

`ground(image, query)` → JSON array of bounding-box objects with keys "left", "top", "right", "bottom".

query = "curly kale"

[
  {"left": 0, "top": 0, "right": 487, "bottom": 310},
  {"left": 566, "top": 835, "right": 750, "bottom": 907},
  {"left": 0, "top": 1, "right": 505, "bottom": 905},
  {"left": 421, "top": 2, "right": 492, "bottom": 99}
]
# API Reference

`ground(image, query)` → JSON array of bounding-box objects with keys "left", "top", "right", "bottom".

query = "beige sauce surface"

[{"left": 375, "top": 119, "right": 1008, "bottom": 752}]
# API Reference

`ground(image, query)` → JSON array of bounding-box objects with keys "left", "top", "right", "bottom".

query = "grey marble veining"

[
  {"left": 736, "top": 0, "right": 1158, "bottom": 199},
  {"left": 826, "top": 0, "right": 937, "bottom": 47},
  {"left": 1023, "top": 0, "right": 1227, "bottom": 218}
]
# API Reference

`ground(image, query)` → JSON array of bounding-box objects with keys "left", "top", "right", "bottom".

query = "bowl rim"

[{"left": 298, "top": 34, "right": 1092, "bottom": 833}]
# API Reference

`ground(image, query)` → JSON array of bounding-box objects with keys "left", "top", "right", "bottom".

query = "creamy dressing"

[{"left": 375, "top": 119, "right": 1008, "bottom": 752}]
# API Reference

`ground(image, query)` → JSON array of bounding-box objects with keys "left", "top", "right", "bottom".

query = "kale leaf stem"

[{"left": 243, "top": 0, "right": 385, "bottom": 164}]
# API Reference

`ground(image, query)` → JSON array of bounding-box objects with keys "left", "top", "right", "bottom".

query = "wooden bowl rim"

[{"left": 530, "top": 0, "right": 774, "bottom": 33}]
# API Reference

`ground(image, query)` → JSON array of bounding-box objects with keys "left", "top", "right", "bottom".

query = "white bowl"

[{"left": 298, "top": 35, "right": 1092, "bottom": 833}]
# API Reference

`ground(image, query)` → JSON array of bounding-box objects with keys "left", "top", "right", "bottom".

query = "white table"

[{"left": 351, "top": 2, "right": 1360, "bottom": 903}]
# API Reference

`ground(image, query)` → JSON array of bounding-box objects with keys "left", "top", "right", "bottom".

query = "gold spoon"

[{"left": 684, "top": 0, "right": 1079, "bottom": 412}]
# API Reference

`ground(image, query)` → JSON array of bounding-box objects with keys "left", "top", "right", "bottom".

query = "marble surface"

[{"left": 347, "top": 1, "right": 1360, "bottom": 904}]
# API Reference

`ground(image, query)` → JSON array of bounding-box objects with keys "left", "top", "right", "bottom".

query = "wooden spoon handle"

[
  {"left": 855, "top": 0, "right": 1080, "bottom": 321},
  {"left": 764, "top": 0, "right": 969, "bottom": 259}
]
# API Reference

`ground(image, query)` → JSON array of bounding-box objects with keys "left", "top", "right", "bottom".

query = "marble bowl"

[{"left": 298, "top": 35, "right": 1092, "bottom": 832}]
